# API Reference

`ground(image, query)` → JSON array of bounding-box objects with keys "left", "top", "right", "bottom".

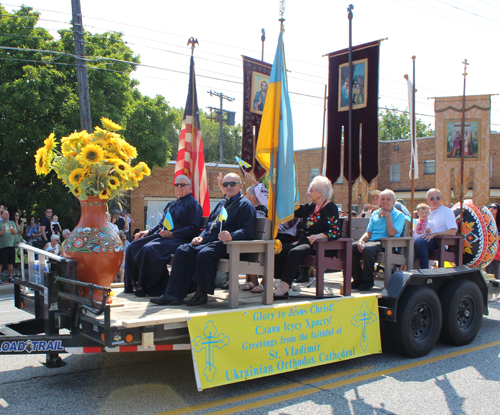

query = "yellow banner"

[{"left": 187, "top": 295, "right": 381, "bottom": 390}]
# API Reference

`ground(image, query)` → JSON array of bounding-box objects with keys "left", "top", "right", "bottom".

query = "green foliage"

[
  {"left": 167, "top": 108, "right": 242, "bottom": 164},
  {"left": 0, "top": 5, "right": 173, "bottom": 228},
  {"left": 378, "top": 107, "right": 433, "bottom": 141}
]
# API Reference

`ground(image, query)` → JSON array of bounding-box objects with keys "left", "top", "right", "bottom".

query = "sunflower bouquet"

[{"left": 35, "top": 117, "right": 151, "bottom": 200}]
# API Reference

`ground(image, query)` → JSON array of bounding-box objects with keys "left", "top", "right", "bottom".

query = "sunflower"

[
  {"left": 111, "top": 159, "right": 131, "bottom": 177},
  {"left": 135, "top": 161, "right": 151, "bottom": 176},
  {"left": 73, "top": 186, "right": 82, "bottom": 197},
  {"left": 79, "top": 143, "right": 104, "bottom": 166},
  {"left": 34, "top": 147, "right": 50, "bottom": 175},
  {"left": 99, "top": 188, "right": 110, "bottom": 200},
  {"left": 68, "top": 168, "right": 86, "bottom": 186},
  {"left": 107, "top": 175, "right": 120, "bottom": 190},
  {"left": 101, "top": 117, "right": 122, "bottom": 131},
  {"left": 120, "top": 141, "right": 138, "bottom": 159},
  {"left": 44, "top": 133, "right": 57, "bottom": 154}
]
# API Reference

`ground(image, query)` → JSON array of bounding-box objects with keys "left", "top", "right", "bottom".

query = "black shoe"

[
  {"left": 8, "top": 277, "right": 15, "bottom": 283},
  {"left": 186, "top": 294, "right": 208, "bottom": 306},
  {"left": 294, "top": 274, "right": 310, "bottom": 283},
  {"left": 358, "top": 282, "right": 374, "bottom": 291},
  {"left": 351, "top": 280, "right": 362, "bottom": 290},
  {"left": 149, "top": 294, "right": 181, "bottom": 305},
  {"left": 220, "top": 283, "right": 229, "bottom": 290}
]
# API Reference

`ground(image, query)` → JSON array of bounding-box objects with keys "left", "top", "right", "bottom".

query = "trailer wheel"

[
  {"left": 393, "top": 286, "right": 442, "bottom": 357},
  {"left": 439, "top": 279, "right": 483, "bottom": 346}
]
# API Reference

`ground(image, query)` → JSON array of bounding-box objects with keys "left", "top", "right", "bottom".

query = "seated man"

[
  {"left": 352, "top": 189, "right": 406, "bottom": 291},
  {"left": 414, "top": 188, "right": 457, "bottom": 269},
  {"left": 124, "top": 175, "right": 203, "bottom": 297},
  {"left": 150, "top": 173, "right": 256, "bottom": 306}
]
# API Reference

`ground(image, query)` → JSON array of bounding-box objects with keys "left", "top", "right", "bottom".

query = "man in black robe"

[
  {"left": 150, "top": 173, "right": 256, "bottom": 306},
  {"left": 124, "top": 175, "right": 203, "bottom": 297}
]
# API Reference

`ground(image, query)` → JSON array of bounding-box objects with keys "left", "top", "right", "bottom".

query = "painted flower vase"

[{"left": 63, "top": 197, "right": 124, "bottom": 302}]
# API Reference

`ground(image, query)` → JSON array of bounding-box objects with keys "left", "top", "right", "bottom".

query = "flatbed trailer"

[{"left": 1, "top": 243, "right": 500, "bottom": 389}]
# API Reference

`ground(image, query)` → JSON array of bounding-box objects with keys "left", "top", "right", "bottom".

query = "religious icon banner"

[
  {"left": 242, "top": 56, "right": 272, "bottom": 180},
  {"left": 326, "top": 40, "right": 380, "bottom": 185},
  {"left": 187, "top": 295, "right": 381, "bottom": 390}
]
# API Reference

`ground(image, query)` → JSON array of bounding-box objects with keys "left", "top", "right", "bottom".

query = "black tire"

[
  {"left": 393, "top": 285, "right": 442, "bottom": 357},
  {"left": 439, "top": 279, "right": 483, "bottom": 346}
]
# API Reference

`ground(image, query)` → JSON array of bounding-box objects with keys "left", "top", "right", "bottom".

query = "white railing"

[{"left": 18, "top": 242, "right": 66, "bottom": 286}]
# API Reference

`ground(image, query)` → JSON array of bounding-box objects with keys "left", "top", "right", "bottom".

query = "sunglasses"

[
  {"left": 222, "top": 181, "right": 239, "bottom": 188},
  {"left": 429, "top": 196, "right": 441, "bottom": 201},
  {"left": 174, "top": 183, "right": 189, "bottom": 187},
  {"left": 489, "top": 206, "right": 498, "bottom": 209}
]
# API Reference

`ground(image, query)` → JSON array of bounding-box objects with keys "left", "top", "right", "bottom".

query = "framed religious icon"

[
  {"left": 250, "top": 71, "right": 270, "bottom": 115},
  {"left": 338, "top": 58, "right": 368, "bottom": 112},
  {"left": 445, "top": 119, "right": 481, "bottom": 160}
]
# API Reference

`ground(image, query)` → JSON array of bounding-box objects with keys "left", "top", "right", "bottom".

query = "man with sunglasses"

[
  {"left": 151, "top": 172, "right": 256, "bottom": 306},
  {"left": 36, "top": 208, "right": 53, "bottom": 249},
  {"left": 124, "top": 175, "right": 203, "bottom": 297},
  {"left": 414, "top": 188, "right": 457, "bottom": 269}
]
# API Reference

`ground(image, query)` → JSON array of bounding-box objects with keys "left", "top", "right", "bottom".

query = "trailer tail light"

[
  {"left": 125, "top": 334, "right": 133, "bottom": 343},
  {"left": 386, "top": 309, "right": 393, "bottom": 316},
  {"left": 101, "top": 334, "right": 105, "bottom": 342}
]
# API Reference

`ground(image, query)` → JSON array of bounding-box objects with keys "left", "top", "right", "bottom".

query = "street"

[{"left": 1, "top": 292, "right": 499, "bottom": 415}]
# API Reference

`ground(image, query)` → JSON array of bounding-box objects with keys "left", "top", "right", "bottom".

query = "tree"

[
  {"left": 0, "top": 6, "right": 173, "bottom": 227},
  {"left": 378, "top": 107, "right": 433, "bottom": 141},
  {"left": 166, "top": 108, "right": 242, "bottom": 164}
]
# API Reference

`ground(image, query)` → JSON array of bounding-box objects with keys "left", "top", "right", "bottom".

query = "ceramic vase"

[{"left": 62, "top": 196, "right": 124, "bottom": 302}]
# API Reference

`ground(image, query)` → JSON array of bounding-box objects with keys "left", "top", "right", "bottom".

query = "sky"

[{"left": 2, "top": 0, "right": 499, "bottom": 156}]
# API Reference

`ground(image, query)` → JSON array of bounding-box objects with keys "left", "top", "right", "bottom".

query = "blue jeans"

[{"left": 414, "top": 238, "right": 438, "bottom": 269}]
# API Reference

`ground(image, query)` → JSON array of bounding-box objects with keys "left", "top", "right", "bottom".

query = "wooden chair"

[
  {"left": 351, "top": 217, "right": 414, "bottom": 286},
  {"left": 219, "top": 217, "right": 274, "bottom": 308},
  {"left": 299, "top": 218, "right": 352, "bottom": 297},
  {"left": 376, "top": 220, "right": 414, "bottom": 285},
  {"left": 351, "top": 217, "right": 370, "bottom": 240},
  {"left": 428, "top": 229, "right": 463, "bottom": 267}
]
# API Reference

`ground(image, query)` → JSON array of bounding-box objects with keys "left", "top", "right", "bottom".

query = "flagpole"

[
  {"left": 407, "top": 56, "right": 416, "bottom": 236},
  {"left": 459, "top": 59, "right": 469, "bottom": 231},
  {"left": 347, "top": 4, "right": 353, "bottom": 237},
  {"left": 320, "top": 84, "right": 327, "bottom": 175}
]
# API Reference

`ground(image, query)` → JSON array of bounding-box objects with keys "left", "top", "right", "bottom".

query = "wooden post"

[{"left": 71, "top": 0, "right": 92, "bottom": 133}]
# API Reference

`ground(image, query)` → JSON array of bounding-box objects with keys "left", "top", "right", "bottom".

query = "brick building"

[
  {"left": 130, "top": 95, "right": 498, "bottom": 222},
  {"left": 130, "top": 162, "right": 241, "bottom": 230}
]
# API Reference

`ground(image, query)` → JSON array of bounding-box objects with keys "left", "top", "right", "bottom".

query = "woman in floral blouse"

[{"left": 274, "top": 176, "right": 341, "bottom": 297}]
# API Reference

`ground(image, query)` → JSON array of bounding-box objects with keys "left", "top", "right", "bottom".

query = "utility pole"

[
  {"left": 71, "top": 0, "right": 92, "bottom": 132},
  {"left": 207, "top": 90, "right": 235, "bottom": 163}
]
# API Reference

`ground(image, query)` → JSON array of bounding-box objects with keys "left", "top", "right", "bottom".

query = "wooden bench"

[
  {"left": 299, "top": 218, "right": 353, "bottom": 297},
  {"left": 351, "top": 216, "right": 414, "bottom": 286},
  {"left": 218, "top": 217, "right": 274, "bottom": 309}
]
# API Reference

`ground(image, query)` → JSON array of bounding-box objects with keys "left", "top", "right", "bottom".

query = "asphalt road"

[{"left": 1, "top": 292, "right": 500, "bottom": 415}]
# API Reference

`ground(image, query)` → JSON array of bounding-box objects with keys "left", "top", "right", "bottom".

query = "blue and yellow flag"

[
  {"left": 218, "top": 207, "right": 228, "bottom": 223},
  {"left": 255, "top": 28, "right": 299, "bottom": 238},
  {"left": 235, "top": 156, "right": 252, "bottom": 169},
  {"left": 163, "top": 211, "right": 174, "bottom": 231}
]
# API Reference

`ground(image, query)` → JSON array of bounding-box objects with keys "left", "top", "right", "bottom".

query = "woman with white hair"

[
  {"left": 274, "top": 175, "right": 341, "bottom": 297},
  {"left": 44, "top": 234, "right": 61, "bottom": 255}
]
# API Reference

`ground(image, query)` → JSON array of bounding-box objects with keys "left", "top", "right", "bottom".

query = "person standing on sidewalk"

[{"left": 0, "top": 209, "right": 18, "bottom": 283}]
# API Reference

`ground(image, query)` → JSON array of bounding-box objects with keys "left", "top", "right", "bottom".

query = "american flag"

[{"left": 174, "top": 56, "right": 210, "bottom": 216}]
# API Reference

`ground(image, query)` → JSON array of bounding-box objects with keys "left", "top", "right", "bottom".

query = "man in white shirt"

[{"left": 414, "top": 188, "right": 457, "bottom": 269}]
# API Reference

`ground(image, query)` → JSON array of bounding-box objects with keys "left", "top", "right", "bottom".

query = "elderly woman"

[
  {"left": 274, "top": 176, "right": 341, "bottom": 297},
  {"left": 44, "top": 234, "right": 61, "bottom": 255}
]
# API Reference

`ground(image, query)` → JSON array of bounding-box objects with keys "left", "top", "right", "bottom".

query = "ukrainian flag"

[{"left": 256, "top": 29, "right": 299, "bottom": 238}]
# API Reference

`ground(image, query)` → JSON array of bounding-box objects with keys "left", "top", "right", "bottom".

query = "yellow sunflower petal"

[
  {"left": 78, "top": 143, "right": 104, "bottom": 166},
  {"left": 99, "top": 188, "right": 110, "bottom": 200},
  {"left": 68, "top": 168, "right": 86, "bottom": 186},
  {"left": 101, "top": 117, "right": 122, "bottom": 131},
  {"left": 34, "top": 147, "right": 50, "bottom": 175}
]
